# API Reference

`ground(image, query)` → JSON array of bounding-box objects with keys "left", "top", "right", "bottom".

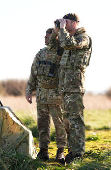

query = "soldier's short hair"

[
  {"left": 63, "top": 13, "right": 79, "bottom": 22},
  {"left": 46, "top": 28, "right": 54, "bottom": 34}
]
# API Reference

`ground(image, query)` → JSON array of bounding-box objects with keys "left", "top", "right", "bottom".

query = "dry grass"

[
  {"left": 0, "top": 79, "right": 27, "bottom": 96},
  {"left": 1, "top": 94, "right": 111, "bottom": 125},
  {"left": 84, "top": 94, "right": 111, "bottom": 110},
  {"left": 1, "top": 95, "right": 36, "bottom": 111},
  {"left": 1, "top": 94, "right": 111, "bottom": 111},
  {"left": 1, "top": 95, "right": 37, "bottom": 121}
]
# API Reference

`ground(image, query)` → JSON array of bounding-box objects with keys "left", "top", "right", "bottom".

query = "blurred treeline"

[
  {"left": 0, "top": 79, "right": 111, "bottom": 97},
  {"left": 0, "top": 80, "right": 27, "bottom": 96}
]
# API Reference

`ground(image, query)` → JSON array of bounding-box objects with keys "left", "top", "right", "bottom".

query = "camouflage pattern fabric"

[
  {"left": 59, "top": 27, "right": 91, "bottom": 155},
  {"left": 58, "top": 27, "right": 92, "bottom": 94},
  {"left": 62, "top": 93, "right": 85, "bottom": 155},
  {"left": 36, "top": 87, "right": 61, "bottom": 104},
  {"left": 37, "top": 103, "right": 66, "bottom": 149},
  {"left": 48, "top": 27, "right": 92, "bottom": 155},
  {"left": 26, "top": 47, "right": 58, "bottom": 94},
  {"left": 0, "top": 106, "right": 37, "bottom": 159},
  {"left": 26, "top": 47, "right": 67, "bottom": 149},
  {"left": 48, "top": 27, "right": 92, "bottom": 94}
]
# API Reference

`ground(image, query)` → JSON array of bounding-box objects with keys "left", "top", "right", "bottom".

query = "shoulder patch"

[{"left": 76, "top": 37, "right": 82, "bottom": 44}]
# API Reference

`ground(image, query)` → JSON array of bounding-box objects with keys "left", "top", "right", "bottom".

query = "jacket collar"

[{"left": 74, "top": 27, "right": 86, "bottom": 36}]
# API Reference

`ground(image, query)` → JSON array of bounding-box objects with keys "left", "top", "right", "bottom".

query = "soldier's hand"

[
  {"left": 26, "top": 93, "right": 32, "bottom": 104},
  {"left": 54, "top": 26, "right": 59, "bottom": 34},
  {"left": 59, "top": 19, "right": 66, "bottom": 29}
]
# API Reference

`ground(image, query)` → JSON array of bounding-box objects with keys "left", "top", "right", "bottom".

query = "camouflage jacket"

[
  {"left": 48, "top": 27, "right": 92, "bottom": 93},
  {"left": 26, "top": 47, "right": 61, "bottom": 104}
]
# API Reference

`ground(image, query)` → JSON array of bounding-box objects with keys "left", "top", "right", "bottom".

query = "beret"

[{"left": 63, "top": 13, "right": 79, "bottom": 22}]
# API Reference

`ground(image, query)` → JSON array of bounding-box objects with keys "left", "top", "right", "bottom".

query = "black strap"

[{"left": 0, "top": 101, "right": 3, "bottom": 106}]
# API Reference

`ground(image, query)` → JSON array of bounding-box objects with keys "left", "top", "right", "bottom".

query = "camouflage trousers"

[
  {"left": 61, "top": 93, "right": 85, "bottom": 155},
  {"left": 37, "top": 103, "right": 67, "bottom": 149}
]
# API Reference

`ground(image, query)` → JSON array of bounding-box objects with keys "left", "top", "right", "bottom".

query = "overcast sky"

[{"left": 0, "top": 0, "right": 111, "bottom": 94}]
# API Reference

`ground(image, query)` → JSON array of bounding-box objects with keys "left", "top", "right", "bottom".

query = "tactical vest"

[{"left": 36, "top": 48, "right": 58, "bottom": 89}]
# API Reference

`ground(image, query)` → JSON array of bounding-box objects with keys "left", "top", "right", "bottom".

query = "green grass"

[
  {"left": 1, "top": 109, "right": 111, "bottom": 169},
  {"left": 1, "top": 146, "right": 111, "bottom": 170},
  {"left": 84, "top": 109, "right": 111, "bottom": 130}
]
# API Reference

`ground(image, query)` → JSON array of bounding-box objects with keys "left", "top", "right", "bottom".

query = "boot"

[
  {"left": 65, "top": 151, "right": 82, "bottom": 164},
  {"left": 55, "top": 148, "right": 65, "bottom": 164},
  {"left": 37, "top": 148, "right": 49, "bottom": 161}
]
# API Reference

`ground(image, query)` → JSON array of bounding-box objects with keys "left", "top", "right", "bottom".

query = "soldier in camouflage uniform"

[
  {"left": 26, "top": 28, "right": 66, "bottom": 164},
  {"left": 48, "top": 13, "right": 92, "bottom": 164}
]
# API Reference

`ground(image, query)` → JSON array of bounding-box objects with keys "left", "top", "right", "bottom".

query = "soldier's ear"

[{"left": 72, "top": 21, "right": 76, "bottom": 27}]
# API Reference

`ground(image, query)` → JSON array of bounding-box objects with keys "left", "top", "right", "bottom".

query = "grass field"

[{"left": 0, "top": 94, "right": 111, "bottom": 169}]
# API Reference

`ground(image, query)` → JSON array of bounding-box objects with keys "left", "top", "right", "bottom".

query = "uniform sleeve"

[
  {"left": 26, "top": 53, "right": 39, "bottom": 94},
  {"left": 59, "top": 28, "right": 90, "bottom": 50},
  {"left": 47, "top": 31, "right": 59, "bottom": 51}
]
